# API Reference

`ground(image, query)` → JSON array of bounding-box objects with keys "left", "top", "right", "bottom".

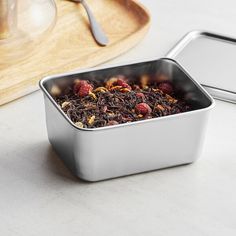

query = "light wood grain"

[{"left": 0, "top": 0, "right": 150, "bottom": 105}]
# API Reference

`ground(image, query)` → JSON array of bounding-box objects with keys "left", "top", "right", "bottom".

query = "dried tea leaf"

[{"left": 54, "top": 77, "right": 191, "bottom": 128}]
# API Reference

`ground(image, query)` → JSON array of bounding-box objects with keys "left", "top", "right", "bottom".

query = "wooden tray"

[{"left": 0, "top": 0, "right": 150, "bottom": 105}]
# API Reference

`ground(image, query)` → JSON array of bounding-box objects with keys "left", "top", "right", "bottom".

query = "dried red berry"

[
  {"left": 158, "top": 82, "right": 173, "bottom": 95},
  {"left": 74, "top": 80, "right": 93, "bottom": 97},
  {"left": 135, "top": 103, "right": 152, "bottom": 116},
  {"left": 116, "top": 78, "right": 125, "bottom": 86},
  {"left": 79, "top": 84, "right": 93, "bottom": 97},
  {"left": 117, "top": 78, "right": 131, "bottom": 90},
  {"left": 74, "top": 80, "right": 86, "bottom": 93},
  {"left": 136, "top": 92, "right": 145, "bottom": 100}
]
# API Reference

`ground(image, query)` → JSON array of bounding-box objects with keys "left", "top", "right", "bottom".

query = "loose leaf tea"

[{"left": 51, "top": 74, "right": 191, "bottom": 128}]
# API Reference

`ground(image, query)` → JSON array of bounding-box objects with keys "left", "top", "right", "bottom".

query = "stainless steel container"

[{"left": 40, "top": 58, "right": 214, "bottom": 181}]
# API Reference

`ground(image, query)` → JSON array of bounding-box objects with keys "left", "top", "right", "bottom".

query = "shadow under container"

[{"left": 40, "top": 58, "right": 214, "bottom": 181}]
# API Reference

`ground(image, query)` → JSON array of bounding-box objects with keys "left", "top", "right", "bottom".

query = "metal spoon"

[{"left": 72, "top": 0, "right": 109, "bottom": 46}]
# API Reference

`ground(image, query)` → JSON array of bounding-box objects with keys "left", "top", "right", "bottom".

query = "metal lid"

[{"left": 167, "top": 31, "right": 236, "bottom": 103}]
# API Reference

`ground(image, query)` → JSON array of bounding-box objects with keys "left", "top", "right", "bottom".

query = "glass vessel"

[{"left": 0, "top": 0, "right": 57, "bottom": 66}]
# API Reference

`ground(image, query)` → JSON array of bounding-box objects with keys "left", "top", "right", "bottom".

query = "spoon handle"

[{"left": 80, "top": 0, "right": 109, "bottom": 46}]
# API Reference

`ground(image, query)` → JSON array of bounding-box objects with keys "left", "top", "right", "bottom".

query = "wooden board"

[{"left": 0, "top": 0, "right": 150, "bottom": 105}]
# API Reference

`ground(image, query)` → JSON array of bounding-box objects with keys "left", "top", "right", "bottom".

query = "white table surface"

[{"left": 1, "top": 0, "right": 236, "bottom": 235}]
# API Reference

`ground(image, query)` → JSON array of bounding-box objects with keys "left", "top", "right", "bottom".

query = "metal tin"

[
  {"left": 40, "top": 58, "right": 214, "bottom": 181},
  {"left": 167, "top": 30, "right": 236, "bottom": 103}
]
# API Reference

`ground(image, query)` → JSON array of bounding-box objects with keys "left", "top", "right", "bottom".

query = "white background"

[{"left": 0, "top": 0, "right": 236, "bottom": 235}]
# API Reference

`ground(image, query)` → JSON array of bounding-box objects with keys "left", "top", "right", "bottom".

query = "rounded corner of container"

[
  {"left": 183, "top": 30, "right": 208, "bottom": 40},
  {"left": 79, "top": 176, "right": 100, "bottom": 182},
  {"left": 39, "top": 78, "right": 47, "bottom": 92},
  {"left": 39, "top": 78, "right": 44, "bottom": 90},
  {"left": 208, "top": 96, "right": 216, "bottom": 109},
  {"left": 39, "top": 75, "right": 52, "bottom": 90}
]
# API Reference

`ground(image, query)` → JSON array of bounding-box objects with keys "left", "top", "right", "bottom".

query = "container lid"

[{"left": 166, "top": 31, "right": 236, "bottom": 103}]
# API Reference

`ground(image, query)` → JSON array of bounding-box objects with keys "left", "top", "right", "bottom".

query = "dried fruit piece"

[
  {"left": 136, "top": 92, "right": 145, "bottom": 100},
  {"left": 51, "top": 85, "right": 61, "bottom": 97},
  {"left": 94, "top": 87, "right": 108, "bottom": 93},
  {"left": 135, "top": 103, "right": 152, "bottom": 116},
  {"left": 55, "top": 74, "right": 191, "bottom": 128},
  {"left": 89, "top": 92, "right": 97, "bottom": 100},
  {"left": 109, "top": 86, "right": 122, "bottom": 91},
  {"left": 156, "top": 104, "right": 165, "bottom": 111},
  {"left": 120, "top": 88, "right": 131, "bottom": 93},
  {"left": 166, "top": 94, "right": 177, "bottom": 104},
  {"left": 152, "top": 88, "right": 162, "bottom": 93},
  {"left": 61, "top": 101, "right": 71, "bottom": 109},
  {"left": 73, "top": 80, "right": 85, "bottom": 93},
  {"left": 158, "top": 82, "right": 173, "bottom": 95},
  {"left": 88, "top": 115, "right": 95, "bottom": 125},
  {"left": 106, "top": 76, "right": 131, "bottom": 91},
  {"left": 74, "top": 80, "right": 93, "bottom": 97},
  {"left": 117, "top": 78, "right": 131, "bottom": 90},
  {"left": 79, "top": 84, "right": 93, "bottom": 97},
  {"left": 107, "top": 112, "right": 115, "bottom": 118},
  {"left": 105, "top": 77, "right": 118, "bottom": 89},
  {"left": 75, "top": 121, "right": 83, "bottom": 128}
]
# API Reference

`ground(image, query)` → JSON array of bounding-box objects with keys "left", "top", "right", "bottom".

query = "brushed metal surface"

[
  {"left": 40, "top": 58, "right": 214, "bottom": 181},
  {"left": 167, "top": 30, "right": 236, "bottom": 103}
]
